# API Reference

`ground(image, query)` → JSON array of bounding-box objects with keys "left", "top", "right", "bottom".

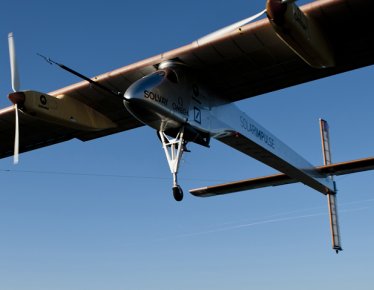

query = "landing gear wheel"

[{"left": 173, "top": 185, "right": 184, "bottom": 202}]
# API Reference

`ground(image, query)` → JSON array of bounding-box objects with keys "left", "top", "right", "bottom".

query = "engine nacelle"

[
  {"left": 266, "top": 0, "right": 335, "bottom": 68},
  {"left": 9, "top": 90, "right": 116, "bottom": 131}
]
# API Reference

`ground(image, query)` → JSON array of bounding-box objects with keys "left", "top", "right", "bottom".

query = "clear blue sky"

[{"left": 1, "top": 1, "right": 373, "bottom": 289}]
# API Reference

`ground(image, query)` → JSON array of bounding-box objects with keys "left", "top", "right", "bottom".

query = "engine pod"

[
  {"left": 266, "top": 0, "right": 335, "bottom": 68},
  {"left": 20, "top": 90, "right": 116, "bottom": 131}
]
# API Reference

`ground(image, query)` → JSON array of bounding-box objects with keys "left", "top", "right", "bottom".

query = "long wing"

[
  {"left": 0, "top": 0, "right": 372, "bottom": 159},
  {"left": 52, "top": 0, "right": 373, "bottom": 104}
]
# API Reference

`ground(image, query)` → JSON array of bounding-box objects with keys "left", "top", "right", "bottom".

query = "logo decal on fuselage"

[
  {"left": 194, "top": 107, "right": 201, "bottom": 124},
  {"left": 240, "top": 116, "right": 275, "bottom": 149},
  {"left": 172, "top": 97, "right": 189, "bottom": 116},
  {"left": 144, "top": 90, "right": 168, "bottom": 106}
]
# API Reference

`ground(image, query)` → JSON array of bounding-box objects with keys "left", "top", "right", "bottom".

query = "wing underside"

[
  {"left": 0, "top": 107, "right": 76, "bottom": 159},
  {"left": 0, "top": 106, "right": 143, "bottom": 159}
]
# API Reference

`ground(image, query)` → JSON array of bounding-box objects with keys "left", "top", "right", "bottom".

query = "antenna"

[{"left": 37, "top": 54, "right": 123, "bottom": 99}]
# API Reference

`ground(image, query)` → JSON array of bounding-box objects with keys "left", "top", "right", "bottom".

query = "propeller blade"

[
  {"left": 8, "top": 32, "right": 23, "bottom": 164},
  {"left": 8, "top": 32, "right": 20, "bottom": 92},
  {"left": 14, "top": 103, "right": 20, "bottom": 164}
]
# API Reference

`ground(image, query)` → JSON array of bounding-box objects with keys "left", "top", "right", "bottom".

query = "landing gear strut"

[{"left": 159, "top": 128, "right": 187, "bottom": 201}]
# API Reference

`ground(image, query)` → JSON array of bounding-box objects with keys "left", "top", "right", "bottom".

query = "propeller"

[{"left": 7, "top": 32, "right": 24, "bottom": 164}]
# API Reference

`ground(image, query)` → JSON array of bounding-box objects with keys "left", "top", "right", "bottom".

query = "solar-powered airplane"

[{"left": 1, "top": 0, "right": 373, "bottom": 253}]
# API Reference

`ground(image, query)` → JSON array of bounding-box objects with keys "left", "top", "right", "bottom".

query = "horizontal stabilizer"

[{"left": 190, "top": 157, "right": 374, "bottom": 197}]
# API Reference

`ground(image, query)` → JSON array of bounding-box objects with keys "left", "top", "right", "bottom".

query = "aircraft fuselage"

[
  {"left": 123, "top": 64, "right": 213, "bottom": 145},
  {"left": 123, "top": 63, "right": 335, "bottom": 196}
]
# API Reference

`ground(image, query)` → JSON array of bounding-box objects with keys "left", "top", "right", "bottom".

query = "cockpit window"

[
  {"left": 166, "top": 69, "right": 179, "bottom": 83},
  {"left": 156, "top": 71, "right": 166, "bottom": 77}
]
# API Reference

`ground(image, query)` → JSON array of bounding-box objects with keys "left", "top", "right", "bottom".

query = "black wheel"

[{"left": 172, "top": 185, "right": 183, "bottom": 202}]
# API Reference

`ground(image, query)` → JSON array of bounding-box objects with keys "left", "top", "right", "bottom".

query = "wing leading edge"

[{"left": 48, "top": 0, "right": 374, "bottom": 105}]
